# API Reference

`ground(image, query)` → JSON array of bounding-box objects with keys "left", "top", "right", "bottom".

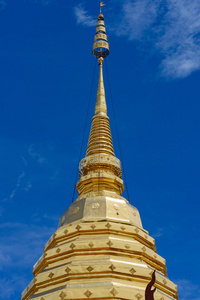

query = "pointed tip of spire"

[
  {"left": 100, "top": 1, "right": 106, "bottom": 14},
  {"left": 95, "top": 57, "right": 107, "bottom": 116}
]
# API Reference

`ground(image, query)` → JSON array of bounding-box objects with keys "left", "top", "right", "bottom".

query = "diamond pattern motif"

[
  {"left": 59, "top": 291, "right": 67, "bottom": 299},
  {"left": 65, "top": 267, "right": 71, "bottom": 274},
  {"left": 110, "top": 288, "right": 118, "bottom": 296},
  {"left": 76, "top": 225, "right": 81, "bottom": 231},
  {"left": 70, "top": 243, "right": 76, "bottom": 249},
  {"left": 135, "top": 293, "right": 143, "bottom": 300},
  {"left": 64, "top": 229, "right": 68, "bottom": 234},
  {"left": 109, "top": 264, "right": 116, "bottom": 271},
  {"left": 105, "top": 223, "right": 111, "bottom": 229},
  {"left": 87, "top": 266, "right": 94, "bottom": 272},
  {"left": 88, "top": 242, "right": 94, "bottom": 248},
  {"left": 120, "top": 226, "right": 126, "bottom": 231},
  {"left": 84, "top": 290, "right": 92, "bottom": 298},
  {"left": 130, "top": 268, "right": 136, "bottom": 274},
  {"left": 90, "top": 224, "right": 96, "bottom": 229},
  {"left": 48, "top": 272, "right": 54, "bottom": 279},
  {"left": 56, "top": 248, "right": 61, "bottom": 254},
  {"left": 107, "top": 240, "right": 113, "bottom": 247}
]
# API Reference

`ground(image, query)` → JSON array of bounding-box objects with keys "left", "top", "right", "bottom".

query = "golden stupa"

[{"left": 22, "top": 3, "right": 179, "bottom": 300}]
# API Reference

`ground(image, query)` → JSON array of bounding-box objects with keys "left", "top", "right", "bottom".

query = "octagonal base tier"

[{"left": 21, "top": 197, "right": 178, "bottom": 300}]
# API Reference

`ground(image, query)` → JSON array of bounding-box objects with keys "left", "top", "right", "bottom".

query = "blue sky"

[{"left": 0, "top": 0, "right": 200, "bottom": 299}]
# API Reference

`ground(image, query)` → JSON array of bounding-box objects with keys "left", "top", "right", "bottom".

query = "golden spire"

[
  {"left": 76, "top": 5, "right": 124, "bottom": 199},
  {"left": 92, "top": 1, "right": 109, "bottom": 116}
]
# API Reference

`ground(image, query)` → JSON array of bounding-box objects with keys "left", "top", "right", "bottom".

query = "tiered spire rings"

[{"left": 92, "top": 2, "right": 109, "bottom": 58}]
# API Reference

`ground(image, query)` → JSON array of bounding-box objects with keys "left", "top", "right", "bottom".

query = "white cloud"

[
  {"left": 0, "top": 0, "right": 6, "bottom": 11},
  {"left": 1, "top": 170, "right": 32, "bottom": 207},
  {"left": 74, "top": 4, "right": 96, "bottom": 27},
  {"left": 8, "top": 171, "right": 25, "bottom": 200},
  {"left": 175, "top": 279, "right": 200, "bottom": 300},
  {"left": 116, "top": 0, "right": 200, "bottom": 79},
  {"left": 157, "top": 0, "right": 200, "bottom": 78},
  {"left": 116, "top": 0, "right": 159, "bottom": 40},
  {"left": 16, "top": 171, "right": 25, "bottom": 188}
]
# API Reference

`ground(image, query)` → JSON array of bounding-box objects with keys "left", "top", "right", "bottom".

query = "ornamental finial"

[
  {"left": 100, "top": 1, "right": 105, "bottom": 14},
  {"left": 92, "top": 1, "right": 109, "bottom": 58}
]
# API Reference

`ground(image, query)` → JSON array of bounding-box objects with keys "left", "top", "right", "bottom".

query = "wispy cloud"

[
  {"left": 117, "top": 0, "right": 200, "bottom": 79},
  {"left": 74, "top": 4, "right": 96, "bottom": 27},
  {"left": 28, "top": 145, "right": 46, "bottom": 164},
  {"left": 43, "top": 213, "right": 59, "bottom": 221},
  {"left": 31, "top": 213, "right": 59, "bottom": 223},
  {"left": 152, "top": 227, "right": 164, "bottom": 238},
  {"left": 116, "top": 0, "right": 159, "bottom": 40},
  {"left": 21, "top": 155, "right": 28, "bottom": 167},
  {"left": 0, "top": 222, "right": 56, "bottom": 269},
  {"left": 9, "top": 171, "right": 25, "bottom": 199},
  {"left": 175, "top": 279, "right": 200, "bottom": 300},
  {"left": 157, "top": 0, "right": 200, "bottom": 78},
  {"left": 0, "top": 0, "right": 6, "bottom": 11},
  {"left": 0, "top": 222, "right": 56, "bottom": 299},
  {"left": 2, "top": 171, "right": 32, "bottom": 203},
  {"left": 0, "top": 275, "right": 27, "bottom": 299}
]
